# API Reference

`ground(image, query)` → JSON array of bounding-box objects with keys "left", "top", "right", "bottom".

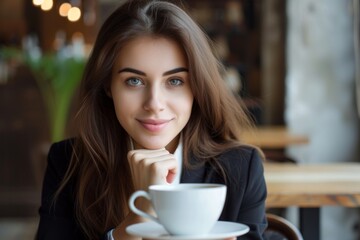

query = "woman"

[{"left": 36, "top": 0, "right": 267, "bottom": 239}]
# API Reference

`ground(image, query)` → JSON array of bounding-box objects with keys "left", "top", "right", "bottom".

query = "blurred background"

[{"left": 0, "top": 0, "right": 359, "bottom": 239}]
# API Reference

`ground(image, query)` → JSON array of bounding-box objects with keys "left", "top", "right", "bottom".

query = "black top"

[{"left": 36, "top": 139, "right": 267, "bottom": 240}]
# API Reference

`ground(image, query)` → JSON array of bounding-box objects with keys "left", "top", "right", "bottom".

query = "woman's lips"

[{"left": 138, "top": 119, "right": 171, "bottom": 132}]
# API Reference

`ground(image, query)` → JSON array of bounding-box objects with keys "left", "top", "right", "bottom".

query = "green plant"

[{"left": 1, "top": 47, "right": 86, "bottom": 142}]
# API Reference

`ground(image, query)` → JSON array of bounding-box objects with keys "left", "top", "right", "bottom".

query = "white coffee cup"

[{"left": 128, "top": 183, "right": 227, "bottom": 236}]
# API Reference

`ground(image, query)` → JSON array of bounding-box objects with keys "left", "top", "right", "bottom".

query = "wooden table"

[
  {"left": 264, "top": 162, "right": 360, "bottom": 240},
  {"left": 243, "top": 126, "right": 309, "bottom": 149}
]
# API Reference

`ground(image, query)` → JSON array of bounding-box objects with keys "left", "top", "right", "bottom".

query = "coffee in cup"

[{"left": 128, "top": 183, "right": 227, "bottom": 235}]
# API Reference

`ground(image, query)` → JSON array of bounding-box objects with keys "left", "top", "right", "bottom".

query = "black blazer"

[{"left": 36, "top": 139, "right": 267, "bottom": 240}]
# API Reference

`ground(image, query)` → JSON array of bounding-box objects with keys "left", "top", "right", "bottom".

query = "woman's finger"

[
  {"left": 127, "top": 148, "right": 167, "bottom": 162},
  {"left": 127, "top": 148, "right": 178, "bottom": 189}
]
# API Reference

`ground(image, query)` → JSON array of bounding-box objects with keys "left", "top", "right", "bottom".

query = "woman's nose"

[{"left": 143, "top": 84, "right": 165, "bottom": 112}]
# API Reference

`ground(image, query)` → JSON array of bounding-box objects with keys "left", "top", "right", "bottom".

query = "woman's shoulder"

[
  {"left": 48, "top": 138, "right": 75, "bottom": 160},
  {"left": 50, "top": 138, "right": 75, "bottom": 152},
  {"left": 217, "top": 145, "right": 263, "bottom": 163},
  {"left": 47, "top": 138, "right": 76, "bottom": 177},
  {"left": 216, "top": 145, "right": 264, "bottom": 176}
]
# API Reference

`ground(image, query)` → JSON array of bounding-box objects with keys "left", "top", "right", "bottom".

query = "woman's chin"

[{"left": 132, "top": 136, "right": 176, "bottom": 151}]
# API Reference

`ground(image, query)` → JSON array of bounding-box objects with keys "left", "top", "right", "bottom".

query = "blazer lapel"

[{"left": 180, "top": 156, "right": 206, "bottom": 183}]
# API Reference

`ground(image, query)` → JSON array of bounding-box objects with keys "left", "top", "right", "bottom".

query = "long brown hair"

[{"left": 57, "top": 0, "right": 254, "bottom": 238}]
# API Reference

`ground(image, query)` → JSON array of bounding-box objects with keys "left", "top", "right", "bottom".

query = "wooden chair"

[{"left": 265, "top": 213, "right": 304, "bottom": 240}]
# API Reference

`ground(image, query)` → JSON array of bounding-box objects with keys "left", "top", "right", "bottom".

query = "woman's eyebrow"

[
  {"left": 118, "top": 67, "right": 188, "bottom": 76},
  {"left": 118, "top": 68, "right": 145, "bottom": 75},
  {"left": 163, "top": 67, "right": 188, "bottom": 76}
]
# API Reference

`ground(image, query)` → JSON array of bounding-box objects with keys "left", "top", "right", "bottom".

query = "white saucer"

[{"left": 126, "top": 221, "right": 250, "bottom": 240}]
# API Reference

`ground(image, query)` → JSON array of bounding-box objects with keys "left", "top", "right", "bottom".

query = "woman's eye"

[
  {"left": 125, "top": 78, "right": 143, "bottom": 86},
  {"left": 168, "top": 78, "right": 183, "bottom": 86}
]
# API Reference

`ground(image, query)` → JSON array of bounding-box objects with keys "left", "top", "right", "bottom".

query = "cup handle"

[{"left": 128, "top": 190, "right": 159, "bottom": 223}]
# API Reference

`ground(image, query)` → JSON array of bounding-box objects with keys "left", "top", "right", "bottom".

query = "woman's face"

[{"left": 110, "top": 36, "right": 193, "bottom": 152}]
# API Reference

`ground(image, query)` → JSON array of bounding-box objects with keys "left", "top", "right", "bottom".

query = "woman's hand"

[{"left": 127, "top": 148, "right": 178, "bottom": 191}]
